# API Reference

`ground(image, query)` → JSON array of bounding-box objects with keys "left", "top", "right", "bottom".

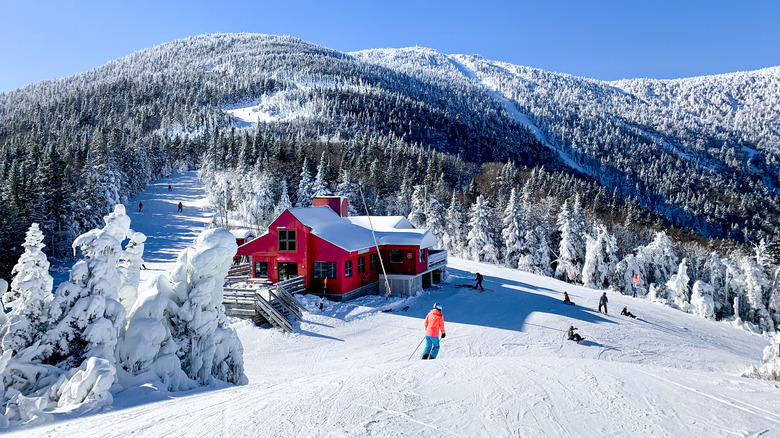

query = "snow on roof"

[
  {"left": 287, "top": 207, "right": 438, "bottom": 251},
  {"left": 229, "top": 229, "right": 254, "bottom": 239}
]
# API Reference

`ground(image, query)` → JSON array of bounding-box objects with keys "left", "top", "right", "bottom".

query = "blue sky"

[{"left": 1, "top": 0, "right": 778, "bottom": 92}]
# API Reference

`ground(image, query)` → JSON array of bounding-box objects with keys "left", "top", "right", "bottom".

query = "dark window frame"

[
  {"left": 389, "top": 249, "right": 404, "bottom": 264},
  {"left": 313, "top": 261, "right": 337, "bottom": 279},
  {"left": 357, "top": 256, "right": 365, "bottom": 274},
  {"left": 254, "top": 261, "right": 269, "bottom": 278},
  {"left": 278, "top": 229, "right": 296, "bottom": 251},
  {"left": 345, "top": 260, "right": 353, "bottom": 278},
  {"left": 370, "top": 253, "right": 378, "bottom": 270}
]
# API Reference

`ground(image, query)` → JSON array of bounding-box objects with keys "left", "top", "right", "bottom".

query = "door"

[{"left": 277, "top": 262, "right": 298, "bottom": 281}]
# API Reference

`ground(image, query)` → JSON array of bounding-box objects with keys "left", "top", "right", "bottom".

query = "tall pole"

[{"left": 358, "top": 184, "right": 392, "bottom": 300}]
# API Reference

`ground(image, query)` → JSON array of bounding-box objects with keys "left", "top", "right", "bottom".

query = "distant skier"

[
  {"left": 177, "top": 202, "right": 183, "bottom": 212},
  {"left": 138, "top": 202, "right": 143, "bottom": 212},
  {"left": 422, "top": 302, "right": 446, "bottom": 360},
  {"left": 598, "top": 292, "right": 608, "bottom": 314},
  {"left": 621, "top": 306, "right": 636, "bottom": 318},
  {"left": 475, "top": 272, "right": 484, "bottom": 291},
  {"left": 168, "top": 184, "right": 172, "bottom": 192},
  {"left": 563, "top": 291, "right": 574, "bottom": 305},
  {"left": 567, "top": 326, "right": 583, "bottom": 343}
]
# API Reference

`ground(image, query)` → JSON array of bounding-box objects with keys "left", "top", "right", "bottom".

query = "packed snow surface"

[{"left": 10, "top": 172, "right": 780, "bottom": 437}]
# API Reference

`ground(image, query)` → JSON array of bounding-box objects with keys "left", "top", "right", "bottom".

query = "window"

[
  {"left": 357, "top": 256, "right": 365, "bottom": 274},
  {"left": 370, "top": 253, "right": 378, "bottom": 270},
  {"left": 254, "top": 261, "right": 269, "bottom": 278},
  {"left": 390, "top": 249, "right": 404, "bottom": 264},
  {"left": 278, "top": 229, "right": 296, "bottom": 251},
  {"left": 345, "top": 260, "right": 353, "bottom": 278},
  {"left": 313, "top": 262, "right": 337, "bottom": 279},
  {"left": 419, "top": 249, "right": 427, "bottom": 263}
]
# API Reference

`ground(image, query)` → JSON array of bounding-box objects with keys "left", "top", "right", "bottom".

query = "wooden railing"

[
  {"left": 427, "top": 249, "right": 447, "bottom": 271},
  {"left": 223, "top": 276, "right": 305, "bottom": 333}
]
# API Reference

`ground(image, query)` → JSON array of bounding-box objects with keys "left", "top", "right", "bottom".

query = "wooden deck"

[{"left": 223, "top": 276, "right": 306, "bottom": 332}]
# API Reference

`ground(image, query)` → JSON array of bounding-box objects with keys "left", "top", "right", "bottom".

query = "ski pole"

[{"left": 408, "top": 337, "right": 425, "bottom": 360}]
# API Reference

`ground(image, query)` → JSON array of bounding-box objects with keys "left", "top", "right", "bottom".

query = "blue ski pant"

[{"left": 422, "top": 336, "right": 440, "bottom": 358}]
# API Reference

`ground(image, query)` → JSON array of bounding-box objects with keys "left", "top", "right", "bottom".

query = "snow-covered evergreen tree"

[
  {"left": 501, "top": 188, "right": 525, "bottom": 269},
  {"left": 334, "top": 169, "right": 360, "bottom": 216},
  {"left": 637, "top": 231, "right": 678, "bottom": 286},
  {"left": 2, "top": 206, "right": 130, "bottom": 424},
  {"left": 311, "top": 152, "right": 332, "bottom": 197},
  {"left": 118, "top": 228, "right": 246, "bottom": 390},
  {"left": 425, "top": 194, "right": 446, "bottom": 243},
  {"left": 116, "top": 231, "right": 146, "bottom": 315},
  {"left": 666, "top": 258, "right": 692, "bottom": 312},
  {"left": 441, "top": 192, "right": 466, "bottom": 257},
  {"left": 295, "top": 158, "right": 314, "bottom": 207},
  {"left": 517, "top": 227, "right": 553, "bottom": 276},
  {"left": 465, "top": 195, "right": 498, "bottom": 263},
  {"left": 690, "top": 280, "right": 716, "bottom": 319},
  {"left": 1, "top": 224, "right": 54, "bottom": 355},
  {"left": 407, "top": 185, "right": 427, "bottom": 229},
  {"left": 740, "top": 256, "right": 774, "bottom": 332},
  {"left": 616, "top": 253, "right": 646, "bottom": 296},
  {"left": 274, "top": 179, "right": 293, "bottom": 219},
  {"left": 581, "top": 225, "right": 617, "bottom": 289},
  {"left": 555, "top": 199, "right": 585, "bottom": 282}
]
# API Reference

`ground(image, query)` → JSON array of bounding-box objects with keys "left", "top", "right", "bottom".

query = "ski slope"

[{"left": 10, "top": 172, "right": 780, "bottom": 437}]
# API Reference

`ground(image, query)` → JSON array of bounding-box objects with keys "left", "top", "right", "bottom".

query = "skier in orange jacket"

[{"left": 422, "top": 303, "right": 446, "bottom": 359}]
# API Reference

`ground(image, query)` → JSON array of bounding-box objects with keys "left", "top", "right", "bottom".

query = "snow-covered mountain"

[
  {"left": 2, "top": 171, "right": 778, "bottom": 437},
  {"left": 1, "top": 33, "right": 779, "bottom": 274}
]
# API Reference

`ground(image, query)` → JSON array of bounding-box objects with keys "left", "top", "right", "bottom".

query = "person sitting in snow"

[
  {"left": 563, "top": 292, "right": 572, "bottom": 304},
  {"left": 422, "top": 303, "right": 446, "bottom": 359},
  {"left": 567, "top": 326, "right": 583, "bottom": 343},
  {"left": 621, "top": 306, "right": 636, "bottom": 318}
]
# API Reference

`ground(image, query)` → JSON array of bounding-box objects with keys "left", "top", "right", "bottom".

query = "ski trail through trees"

[
  {"left": 128, "top": 171, "right": 214, "bottom": 274},
  {"left": 447, "top": 55, "right": 589, "bottom": 175}
]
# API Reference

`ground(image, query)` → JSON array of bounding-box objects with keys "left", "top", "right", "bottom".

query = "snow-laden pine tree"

[
  {"left": 666, "top": 258, "right": 692, "bottom": 312},
  {"left": 2, "top": 205, "right": 130, "bottom": 424},
  {"left": 740, "top": 256, "right": 774, "bottom": 332},
  {"left": 755, "top": 238, "right": 772, "bottom": 268},
  {"left": 465, "top": 195, "right": 498, "bottom": 263},
  {"left": 517, "top": 227, "right": 553, "bottom": 276},
  {"left": 118, "top": 228, "right": 246, "bottom": 390},
  {"left": 311, "top": 153, "right": 332, "bottom": 197},
  {"left": 1, "top": 224, "right": 54, "bottom": 355},
  {"left": 555, "top": 199, "right": 585, "bottom": 282},
  {"left": 581, "top": 225, "right": 617, "bottom": 289},
  {"left": 636, "top": 231, "right": 678, "bottom": 286},
  {"left": 425, "top": 194, "right": 446, "bottom": 243},
  {"left": 690, "top": 280, "right": 716, "bottom": 319},
  {"left": 295, "top": 158, "right": 314, "bottom": 207},
  {"left": 616, "top": 253, "right": 646, "bottom": 296},
  {"left": 703, "top": 252, "right": 728, "bottom": 315},
  {"left": 500, "top": 188, "right": 525, "bottom": 268},
  {"left": 407, "top": 185, "right": 427, "bottom": 229},
  {"left": 274, "top": 179, "right": 293, "bottom": 219},
  {"left": 334, "top": 169, "right": 361, "bottom": 216},
  {"left": 116, "top": 231, "right": 146, "bottom": 315},
  {"left": 441, "top": 192, "right": 466, "bottom": 257}
]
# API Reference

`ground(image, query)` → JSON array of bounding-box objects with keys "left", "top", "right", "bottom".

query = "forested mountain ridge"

[
  {"left": 354, "top": 49, "right": 780, "bottom": 240},
  {"left": 0, "top": 33, "right": 778, "bottom": 278}
]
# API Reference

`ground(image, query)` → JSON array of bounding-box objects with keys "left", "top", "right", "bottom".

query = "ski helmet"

[{"left": 433, "top": 302, "right": 442, "bottom": 310}]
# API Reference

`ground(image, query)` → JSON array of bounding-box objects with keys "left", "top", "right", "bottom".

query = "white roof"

[
  {"left": 287, "top": 207, "right": 438, "bottom": 252},
  {"left": 230, "top": 229, "right": 254, "bottom": 239}
]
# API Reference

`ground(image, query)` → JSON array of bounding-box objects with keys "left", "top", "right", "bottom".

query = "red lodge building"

[{"left": 235, "top": 196, "right": 447, "bottom": 301}]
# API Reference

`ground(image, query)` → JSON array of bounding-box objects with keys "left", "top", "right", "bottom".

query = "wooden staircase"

[{"left": 223, "top": 276, "right": 306, "bottom": 332}]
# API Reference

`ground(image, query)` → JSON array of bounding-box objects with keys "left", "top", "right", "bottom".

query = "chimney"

[{"left": 313, "top": 196, "right": 348, "bottom": 217}]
